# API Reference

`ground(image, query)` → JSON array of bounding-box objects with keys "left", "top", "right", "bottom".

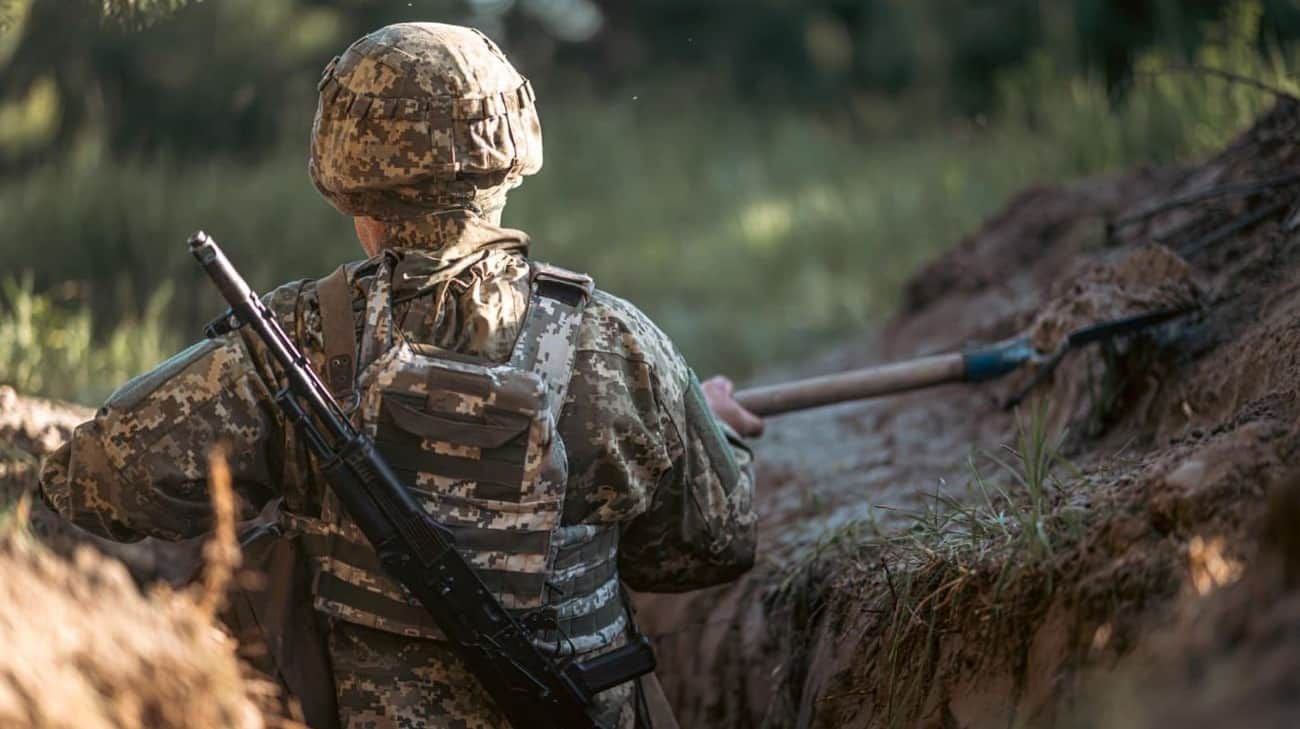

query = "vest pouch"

[
  {"left": 369, "top": 359, "right": 555, "bottom": 508},
  {"left": 382, "top": 397, "right": 530, "bottom": 449}
]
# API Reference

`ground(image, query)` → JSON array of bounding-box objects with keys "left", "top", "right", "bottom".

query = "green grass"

[
  {"left": 761, "top": 399, "right": 1084, "bottom": 728},
  {"left": 881, "top": 404, "right": 1081, "bottom": 725},
  {"left": 1, "top": 12, "right": 1295, "bottom": 403},
  {"left": 900, "top": 400, "right": 1083, "bottom": 567},
  {"left": 0, "top": 274, "right": 177, "bottom": 403}
]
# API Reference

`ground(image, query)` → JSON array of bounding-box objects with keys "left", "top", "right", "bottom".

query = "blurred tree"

[
  {"left": 3, "top": 0, "right": 1300, "bottom": 172},
  {"left": 0, "top": 0, "right": 465, "bottom": 169}
]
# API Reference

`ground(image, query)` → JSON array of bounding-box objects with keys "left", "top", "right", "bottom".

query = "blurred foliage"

[
  {"left": 1, "top": 0, "right": 1298, "bottom": 402},
  {"left": 0, "top": 276, "right": 177, "bottom": 404},
  {"left": 3, "top": 0, "right": 1300, "bottom": 165}
]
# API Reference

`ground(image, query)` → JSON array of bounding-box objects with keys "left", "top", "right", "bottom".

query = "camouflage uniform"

[{"left": 40, "top": 22, "right": 756, "bottom": 729}]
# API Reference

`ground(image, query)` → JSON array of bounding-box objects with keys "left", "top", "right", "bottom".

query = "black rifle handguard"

[{"left": 190, "top": 231, "right": 653, "bottom": 729}]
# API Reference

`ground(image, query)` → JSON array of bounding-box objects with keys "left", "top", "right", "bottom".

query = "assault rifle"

[{"left": 190, "top": 231, "right": 654, "bottom": 729}]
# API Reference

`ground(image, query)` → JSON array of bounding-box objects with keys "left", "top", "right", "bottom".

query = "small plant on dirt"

[
  {"left": 976, "top": 398, "right": 1078, "bottom": 563},
  {"left": 760, "top": 404, "right": 1085, "bottom": 729},
  {"left": 850, "top": 399, "right": 1085, "bottom": 728},
  {"left": 883, "top": 398, "right": 1080, "bottom": 572}
]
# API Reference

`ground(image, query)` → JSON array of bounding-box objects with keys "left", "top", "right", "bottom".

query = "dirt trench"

[
  {"left": 2, "top": 104, "right": 1300, "bottom": 727},
  {"left": 636, "top": 99, "right": 1300, "bottom": 729},
  {"left": 0, "top": 530, "right": 278, "bottom": 729}
]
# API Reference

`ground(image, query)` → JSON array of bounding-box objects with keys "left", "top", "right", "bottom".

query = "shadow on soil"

[
  {"left": 3, "top": 102, "right": 1300, "bottom": 728},
  {"left": 636, "top": 99, "right": 1300, "bottom": 729}
]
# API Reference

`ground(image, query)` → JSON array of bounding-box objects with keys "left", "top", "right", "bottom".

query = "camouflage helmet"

[{"left": 309, "top": 23, "right": 542, "bottom": 221}]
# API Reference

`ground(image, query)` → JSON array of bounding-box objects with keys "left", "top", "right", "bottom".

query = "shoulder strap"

[
  {"left": 316, "top": 264, "right": 357, "bottom": 401},
  {"left": 509, "top": 262, "right": 594, "bottom": 419}
]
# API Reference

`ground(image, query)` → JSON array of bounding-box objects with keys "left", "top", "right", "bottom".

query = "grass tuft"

[
  {"left": 870, "top": 402, "right": 1081, "bottom": 727},
  {"left": 764, "top": 400, "right": 1086, "bottom": 728}
]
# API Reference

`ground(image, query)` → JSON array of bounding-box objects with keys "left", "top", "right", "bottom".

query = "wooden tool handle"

[{"left": 734, "top": 352, "right": 966, "bottom": 417}]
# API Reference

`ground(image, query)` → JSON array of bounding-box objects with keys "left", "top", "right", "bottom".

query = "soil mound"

[
  {"left": 1067, "top": 471, "right": 1300, "bottom": 729},
  {"left": 637, "top": 98, "right": 1300, "bottom": 728},
  {"left": 0, "top": 533, "right": 274, "bottom": 729},
  {"left": 1025, "top": 243, "right": 1201, "bottom": 353},
  {"left": 0, "top": 406, "right": 289, "bottom": 729}
]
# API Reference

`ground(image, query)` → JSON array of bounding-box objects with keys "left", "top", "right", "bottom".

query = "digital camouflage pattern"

[
  {"left": 329, "top": 620, "right": 635, "bottom": 729},
  {"left": 39, "top": 21, "right": 756, "bottom": 729},
  {"left": 40, "top": 219, "right": 756, "bottom": 729},
  {"left": 296, "top": 252, "right": 632, "bottom": 661},
  {"left": 309, "top": 22, "right": 542, "bottom": 223},
  {"left": 329, "top": 619, "right": 510, "bottom": 728}
]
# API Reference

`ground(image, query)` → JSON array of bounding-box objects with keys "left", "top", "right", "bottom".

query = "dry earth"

[
  {"left": 0, "top": 532, "right": 275, "bottom": 729},
  {"left": 3, "top": 102, "right": 1300, "bottom": 728},
  {"left": 0, "top": 398, "right": 287, "bottom": 729},
  {"left": 636, "top": 98, "right": 1300, "bottom": 729}
]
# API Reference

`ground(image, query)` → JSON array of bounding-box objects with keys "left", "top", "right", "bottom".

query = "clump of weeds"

[{"left": 800, "top": 398, "right": 1088, "bottom": 729}]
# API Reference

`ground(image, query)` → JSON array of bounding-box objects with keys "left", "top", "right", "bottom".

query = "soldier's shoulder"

[
  {"left": 578, "top": 289, "right": 688, "bottom": 383},
  {"left": 265, "top": 277, "right": 316, "bottom": 314},
  {"left": 264, "top": 258, "right": 371, "bottom": 311},
  {"left": 262, "top": 259, "right": 370, "bottom": 346}
]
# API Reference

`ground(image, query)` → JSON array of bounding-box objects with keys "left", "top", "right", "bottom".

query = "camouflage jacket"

[{"left": 39, "top": 220, "right": 757, "bottom": 597}]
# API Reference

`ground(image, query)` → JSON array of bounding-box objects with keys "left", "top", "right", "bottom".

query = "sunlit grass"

[
  {"left": 0, "top": 18, "right": 1294, "bottom": 402},
  {"left": 0, "top": 275, "right": 177, "bottom": 403}
]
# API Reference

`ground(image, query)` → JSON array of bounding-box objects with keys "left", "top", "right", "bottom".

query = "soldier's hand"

[{"left": 701, "top": 375, "right": 764, "bottom": 438}]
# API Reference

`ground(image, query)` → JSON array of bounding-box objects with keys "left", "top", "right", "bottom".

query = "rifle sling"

[
  {"left": 317, "top": 264, "right": 357, "bottom": 401},
  {"left": 189, "top": 233, "right": 604, "bottom": 726}
]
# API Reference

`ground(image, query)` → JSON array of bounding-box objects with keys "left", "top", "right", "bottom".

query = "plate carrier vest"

[{"left": 285, "top": 254, "right": 627, "bottom": 657}]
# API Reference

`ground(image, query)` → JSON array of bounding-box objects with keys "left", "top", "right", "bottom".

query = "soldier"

[{"left": 39, "top": 21, "right": 761, "bottom": 729}]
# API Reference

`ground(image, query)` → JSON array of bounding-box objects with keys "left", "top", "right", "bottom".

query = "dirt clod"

[
  {"left": 0, "top": 534, "right": 273, "bottom": 729},
  {"left": 1027, "top": 244, "right": 1201, "bottom": 353}
]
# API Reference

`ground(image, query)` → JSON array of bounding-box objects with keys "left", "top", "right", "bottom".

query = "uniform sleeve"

[
  {"left": 616, "top": 371, "right": 757, "bottom": 592},
  {"left": 524, "top": 289, "right": 758, "bottom": 592},
  {"left": 39, "top": 330, "right": 283, "bottom": 543}
]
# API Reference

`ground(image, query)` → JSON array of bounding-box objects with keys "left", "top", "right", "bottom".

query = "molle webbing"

[
  {"left": 510, "top": 262, "right": 596, "bottom": 418},
  {"left": 291, "top": 260, "right": 628, "bottom": 653},
  {"left": 289, "top": 513, "right": 625, "bottom": 648}
]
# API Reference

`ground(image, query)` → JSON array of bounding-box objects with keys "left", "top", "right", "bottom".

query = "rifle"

[
  {"left": 735, "top": 308, "right": 1190, "bottom": 416},
  {"left": 190, "top": 231, "right": 653, "bottom": 729}
]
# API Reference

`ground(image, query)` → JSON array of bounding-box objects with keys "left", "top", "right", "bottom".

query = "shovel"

[{"left": 734, "top": 308, "right": 1190, "bottom": 417}]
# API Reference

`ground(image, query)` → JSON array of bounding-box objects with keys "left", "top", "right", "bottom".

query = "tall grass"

[
  {"left": 1, "top": 12, "right": 1294, "bottom": 403},
  {"left": 0, "top": 275, "right": 177, "bottom": 403}
]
